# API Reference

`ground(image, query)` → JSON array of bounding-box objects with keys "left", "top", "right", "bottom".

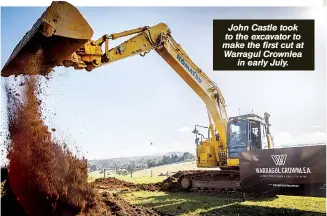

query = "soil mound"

[
  {"left": 94, "top": 177, "right": 163, "bottom": 192},
  {"left": 159, "top": 171, "right": 193, "bottom": 192},
  {"left": 1, "top": 173, "right": 162, "bottom": 216},
  {"left": 94, "top": 177, "right": 136, "bottom": 190},
  {"left": 3, "top": 51, "right": 164, "bottom": 215},
  {"left": 77, "top": 191, "right": 161, "bottom": 216}
]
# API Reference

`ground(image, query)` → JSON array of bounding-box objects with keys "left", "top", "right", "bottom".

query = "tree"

[
  {"left": 172, "top": 154, "right": 179, "bottom": 162},
  {"left": 90, "top": 165, "right": 97, "bottom": 172},
  {"left": 182, "top": 152, "right": 194, "bottom": 161},
  {"left": 127, "top": 162, "right": 135, "bottom": 177},
  {"left": 162, "top": 155, "right": 171, "bottom": 164},
  {"left": 147, "top": 159, "right": 156, "bottom": 168}
]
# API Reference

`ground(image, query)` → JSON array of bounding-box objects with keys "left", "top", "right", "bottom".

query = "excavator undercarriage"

[{"left": 178, "top": 170, "right": 241, "bottom": 190}]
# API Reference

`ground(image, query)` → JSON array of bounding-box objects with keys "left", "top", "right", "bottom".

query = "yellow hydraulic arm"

[
  {"left": 64, "top": 23, "right": 230, "bottom": 162},
  {"left": 1, "top": 1, "right": 272, "bottom": 169}
]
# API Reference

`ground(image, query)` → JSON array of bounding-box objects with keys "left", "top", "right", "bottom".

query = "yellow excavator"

[{"left": 1, "top": 1, "right": 274, "bottom": 190}]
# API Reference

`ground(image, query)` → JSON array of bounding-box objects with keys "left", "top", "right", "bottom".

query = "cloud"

[
  {"left": 143, "top": 145, "right": 160, "bottom": 155},
  {"left": 168, "top": 141, "right": 182, "bottom": 151},
  {"left": 178, "top": 126, "right": 191, "bottom": 132},
  {"left": 167, "top": 141, "right": 194, "bottom": 153},
  {"left": 311, "top": 125, "right": 323, "bottom": 129},
  {"left": 273, "top": 131, "right": 326, "bottom": 147}
]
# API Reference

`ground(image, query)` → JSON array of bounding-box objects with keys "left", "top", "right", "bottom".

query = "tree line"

[{"left": 147, "top": 152, "right": 194, "bottom": 168}]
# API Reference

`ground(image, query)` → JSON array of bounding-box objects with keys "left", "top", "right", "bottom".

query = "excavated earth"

[
  {"left": 1, "top": 50, "right": 264, "bottom": 216},
  {"left": 1, "top": 50, "right": 164, "bottom": 216},
  {"left": 92, "top": 171, "right": 202, "bottom": 194},
  {"left": 1, "top": 167, "right": 183, "bottom": 216},
  {"left": 1, "top": 173, "right": 163, "bottom": 216}
]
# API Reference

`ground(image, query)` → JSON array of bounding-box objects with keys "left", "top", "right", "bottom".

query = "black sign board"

[{"left": 239, "top": 145, "right": 326, "bottom": 197}]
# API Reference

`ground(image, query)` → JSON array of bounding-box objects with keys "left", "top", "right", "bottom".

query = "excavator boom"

[
  {"left": 1, "top": 1, "right": 230, "bottom": 166},
  {"left": 2, "top": 1, "right": 273, "bottom": 191}
]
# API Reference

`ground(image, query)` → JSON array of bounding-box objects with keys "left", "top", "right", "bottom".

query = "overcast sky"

[{"left": 1, "top": 6, "right": 326, "bottom": 160}]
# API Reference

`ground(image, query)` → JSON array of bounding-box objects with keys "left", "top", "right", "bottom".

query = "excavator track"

[{"left": 176, "top": 170, "right": 241, "bottom": 191}]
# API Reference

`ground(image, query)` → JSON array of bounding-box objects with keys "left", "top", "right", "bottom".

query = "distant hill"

[{"left": 87, "top": 152, "right": 195, "bottom": 172}]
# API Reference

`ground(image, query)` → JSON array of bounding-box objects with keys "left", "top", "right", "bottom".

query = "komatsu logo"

[
  {"left": 271, "top": 154, "right": 287, "bottom": 166},
  {"left": 177, "top": 54, "right": 202, "bottom": 83}
]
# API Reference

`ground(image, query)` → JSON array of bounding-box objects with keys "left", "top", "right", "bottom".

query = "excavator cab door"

[
  {"left": 248, "top": 120, "right": 269, "bottom": 150},
  {"left": 227, "top": 119, "right": 248, "bottom": 158},
  {"left": 248, "top": 120, "right": 261, "bottom": 150},
  {"left": 227, "top": 115, "right": 268, "bottom": 160}
]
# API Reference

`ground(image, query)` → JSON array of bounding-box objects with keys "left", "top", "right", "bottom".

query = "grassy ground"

[
  {"left": 88, "top": 171, "right": 166, "bottom": 183},
  {"left": 88, "top": 161, "right": 203, "bottom": 183},
  {"left": 123, "top": 191, "right": 326, "bottom": 216},
  {"left": 89, "top": 163, "right": 326, "bottom": 215},
  {"left": 113, "top": 175, "right": 166, "bottom": 184}
]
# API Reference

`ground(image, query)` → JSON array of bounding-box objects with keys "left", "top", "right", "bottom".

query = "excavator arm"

[
  {"left": 63, "top": 23, "right": 229, "bottom": 154},
  {"left": 1, "top": 2, "right": 231, "bottom": 168},
  {"left": 1, "top": 2, "right": 275, "bottom": 191}
]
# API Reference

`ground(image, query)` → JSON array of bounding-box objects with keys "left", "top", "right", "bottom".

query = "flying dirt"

[
  {"left": 2, "top": 60, "right": 169, "bottom": 216},
  {"left": 4, "top": 58, "right": 97, "bottom": 215}
]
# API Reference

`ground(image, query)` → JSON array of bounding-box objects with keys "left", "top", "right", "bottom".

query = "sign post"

[{"left": 239, "top": 145, "right": 326, "bottom": 197}]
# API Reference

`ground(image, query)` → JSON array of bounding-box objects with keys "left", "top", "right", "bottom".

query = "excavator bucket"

[{"left": 1, "top": 1, "right": 93, "bottom": 77}]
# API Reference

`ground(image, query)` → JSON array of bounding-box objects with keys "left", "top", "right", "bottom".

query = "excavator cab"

[
  {"left": 194, "top": 113, "right": 271, "bottom": 168},
  {"left": 227, "top": 114, "right": 269, "bottom": 160}
]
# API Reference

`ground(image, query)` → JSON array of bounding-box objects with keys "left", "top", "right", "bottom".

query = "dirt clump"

[
  {"left": 77, "top": 191, "right": 161, "bottom": 216},
  {"left": 158, "top": 171, "right": 199, "bottom": 192},
  {"left": 93, "top": 177, "right": 163, "bottom": 193},
  {"left": 93, "top": 177, "right": 162, "bottom": 192},
  {"left": 1, "top": 167, "right": 28, "bottom": 216},
  {"left": 3, "top": 49, "right": 165, "bottom": 215},
  {"left": 4, "top": 74, "right": 96, "bottom": 215},
  {"left": 94, "top": 177, "right": 136, "bottom": 190},
  {"left": 137, "top": 183, "right": 161, "bottom": 192},
  {"left": 92, "top": 172, "right": 189, "bottom": 193}
]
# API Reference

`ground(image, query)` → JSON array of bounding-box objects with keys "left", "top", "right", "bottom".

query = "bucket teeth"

[{"left": 1, "top": 1, "right": 94, "bottom": 77}]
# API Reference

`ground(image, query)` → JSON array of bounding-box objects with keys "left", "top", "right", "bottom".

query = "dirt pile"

[
  {"left": 94, "top": 177, "right": 136, "bottom": 190},
  {"left": 4, "top": 73, "right": 96, "bottom": 215},
  {"left": 92, "top": 173, "right": 188, "bottom": 193},
  {"left": 94, "top": 177, "right": 160, "bottom": 192},
  {"left": 77, "top": 191, "right": 161, "bottom": 216},
  {"left": 3, "top": 50, "right": 166, "bottom": 215},
  {"left": 158, "top": 171, "right": 187, "bottom": 192},
  {"left": 1, "top": 172, "right": 162, "bottom": 216},
  {"left": 1, "top": 167, "right": 28, "bottom": 216}
]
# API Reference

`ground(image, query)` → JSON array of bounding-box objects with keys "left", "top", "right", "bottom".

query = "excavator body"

[
  {"left": 1, "top": 1, "right": 275, "bottom": 191},
  {"left": 195, "top": 113, "right": 272, "bottom": 168}
]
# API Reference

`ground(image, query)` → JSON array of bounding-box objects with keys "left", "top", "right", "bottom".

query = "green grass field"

[
  {"left": 89, "top": 162, "right": 326, "bottom": 215},
  {"left": 88, "top": 161, "right": 203, "bottom": 183},
  {"left": 123, "top": 191, "right": 326, "bottom": 216}
]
